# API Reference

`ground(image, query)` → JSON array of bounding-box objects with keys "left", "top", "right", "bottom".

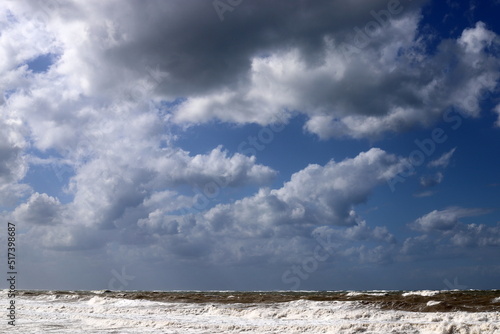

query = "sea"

[{"left": 2, "top": 289, "right": 500, "bottom": 333}]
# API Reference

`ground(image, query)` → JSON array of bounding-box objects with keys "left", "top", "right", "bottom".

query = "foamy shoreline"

[{"left": 1, "top": 290, "right": 499, "bottom": 333}]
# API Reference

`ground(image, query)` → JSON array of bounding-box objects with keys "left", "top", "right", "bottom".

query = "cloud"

[
  {"left": 428, "top": 147, "right": 457, "bottom": 168},
  {"left": 203, "top": 147, "right": 404, "bottom": 228},
  {"left": 12, "top": 143, "right": 276, "bottom": 249},
  {"left": 458, "top": 19, "right": 497, "bottom": 53},
  {"left": 310, "top": 221, "right": 397, "bottom": 265},
  {"left": 1, "top": 0, "right": 499, "bottom": 289},
  {"left": 409, "top": 206, "right": 492, "bottom": 232},
  {"left": 413, "top": 190, "right": 435, "bottom": 198},
  {"left": 174, "top": 20, "right": 500, "bottom": 139},
  {"left": 5, "top": 1, "right": 499, "bottom": 143},
  {"left": 401, "top": 211, "right": 500, "bottom": 260},
  {"left": 133, "top": 148, "right": 405, "bottom": 265},
  {"left": 419, "top": 172, "right": 444, "bottom": 187},
  {"left": 0, "top": 119, "right": 25, "bottom": 184},
  {"left": 0, "top": 113, "right": 31, "bottom": 205},
  {"left": 449, "top": 223, "right": 500, "bottom": 247},
  {"left": 158, "top": 146, "right": 277, "bottom": 188},
  {"left": 2, "top": 0, "right": 420, "bottom": 99},
  {"left": 494, "top": 104, "right": 500, "bottom": 127},
  {"left": 12, "top": 192, "right": 62, "bottom": 225}
]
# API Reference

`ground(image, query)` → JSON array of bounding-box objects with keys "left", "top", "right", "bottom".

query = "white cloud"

[
  {"left": 450, "top": 223, "right": 500, "bottom": 247},
  {"left": 132, "top": 148, "right": 405, "bottom": 265},
  {"left": 410, "top": 206, "right": 492, "bottom": 232},
  {"left": 0, "top": 0, "right": 278, "bottom": 245},
  {"left": 428, "top": 147, "right": 457, "bottom": 168},
  {"left": 28, "top": 143, "right": 278, "bottom": 245},
  {"left": 11, "top": 142, "right": 276, "bottom": 248},
  {"left": 419, "top": 172, "right": 444, "bottom": 188},
  {"left": 156, "top": 146, "right": 277, "bottom": 188},
  {"left": 401, "top": 209, "right": 500, "bottom": 260},
  {"left": 1, "top": 0, "right": 499, "bottom": 288},
  {"left": 315, "top": 220, "right": 396, "bottom": 244},
  {"left": 205, "top": 148, "right": 404, "bottom": 228},
  {"left": 173, "top": 21, "right": 500, "bottom": 139},
  {"left": 494, "top": 104, "right": 500, "bottom": 127},
  {"left": 413, "top": 190, "right": 435, "bottom": 198},
  {"left": 12, "top": 192, "right": 62, "bottom": 225},
  {"left": 5, "top": 2, "right": 498, "bottom": 143},
  {"left": 458, "top": 21, "right": 496, "bottom": 54},
  {"left": 0, "top": 112, "right": 31, "bottom": 205}
]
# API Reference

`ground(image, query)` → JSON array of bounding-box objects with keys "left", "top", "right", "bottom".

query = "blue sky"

[{"left": 1, "top": 0, "right": 500, "bottom": 291}]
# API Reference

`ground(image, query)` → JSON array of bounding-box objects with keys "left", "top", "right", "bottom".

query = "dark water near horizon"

[{"left": 19, "top": 289, "right": 500, "bottom": 313}]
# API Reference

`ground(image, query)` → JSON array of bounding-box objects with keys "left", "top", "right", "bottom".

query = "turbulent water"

[{"left": 2, "top": 289, "right": 500, "bottom": 333}]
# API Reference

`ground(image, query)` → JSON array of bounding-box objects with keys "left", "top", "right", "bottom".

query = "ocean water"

[{"left": 2, "top": 290, "right": 500, "bottom": 333}]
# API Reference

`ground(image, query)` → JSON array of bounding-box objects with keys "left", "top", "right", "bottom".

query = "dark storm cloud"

[
  {"left": 103, "top": 0, "right": 423, "bottom": 94},
  {"left": 12, "top": 0, "right": 499, "bottom": 138}
]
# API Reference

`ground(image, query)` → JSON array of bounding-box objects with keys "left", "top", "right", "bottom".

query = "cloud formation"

[
  {"left": 401, "top": 207, "right": 499, "bottom": 261},
  {"left": 419, "top": 172, "right": 444, "bottom": 188},
  {"left": 174, "top": 20, "right": 500, "bottom": 139},
  {"left": 428, "top": 147, "right": 457, "bottom": 168},
  {"left": 133, "top": 148, "right": 406, "bottom": 265},
  {"left": 13, "top": 148, "right": 405, "bottom": 265},
  {"left": 1, "top": 0, "right": 499, "bottom": 289},
  {"left": 4, "top": 1, "right": 498, "bottom": 143},
  {"left": 495, "top": 104, "right": 500, "bottom": 127},
  {"left": 0, "top": 113, "right": 31, "bottom": 205},
  {"left": 12, "top": 192, "right": 62, "bottom": 226},
  {"left": 409, "top": 206, "right": 492, "bottom": 232}
]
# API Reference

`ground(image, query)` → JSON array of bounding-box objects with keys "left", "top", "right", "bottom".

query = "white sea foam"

[
  {"left": 426, "top": 300, "right": 441, "bottom": 306},
  {"left": 345, "top": 291, "right": 388, "bottom": 297},
  {"left": 402, "top": 290, "right": 441, "bottom": 297},
  {"left": 2, "top": 292, "right": 499, "bottom": 333}
]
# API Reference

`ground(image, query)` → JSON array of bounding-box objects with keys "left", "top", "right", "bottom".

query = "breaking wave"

[{"left": 2, "top": 290, "right": 500, "bottom": 333}]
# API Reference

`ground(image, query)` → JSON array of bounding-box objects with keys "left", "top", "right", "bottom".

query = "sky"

[{"left": 1, "top": 0, "right": 500, "bottom": 291}]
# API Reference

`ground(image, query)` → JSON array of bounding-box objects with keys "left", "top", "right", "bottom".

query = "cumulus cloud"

[
  {"left": 449, "top": 223, "right": 500, "bottom": 247},
  {"left": 409, "top": 206, "right": 492, "bottom": 232},
  {"left": 0, "top": 113, "right": 31, "bottom": 205},
  {"left": 202, "top": 148, "right": 404, "bottom": 228},
  {"left": 1, "top": 0, "right": 499, "bottom": 288},
  {"left": 12, "top": 192, "right": 62, "bottom": 225},
  {"left": 154, "top": 146, "right": 277, "bottom": 188},
  {"left": 401, "top": 207, "right": 500, "bottom": 260},
  {"left": 312, "top": 221, "right": 397, "bottom": 264},
  {"left": 428, "top": 147, "right": 457, "bottom": 168},
  {"left": 133, "top": 148, "right": 405, "bottom": 265},
  {"left": 0, "top": 120, "right": 25, "bottom": 183},
  {"left": 4, "top": 1, "right": 498, "bottom": 143},
  {"left": 18, "top": 144, "right": 277, "bottom": 248},
  {"left": 174, "top": 20, "right": 500, "bottom": 139}
]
